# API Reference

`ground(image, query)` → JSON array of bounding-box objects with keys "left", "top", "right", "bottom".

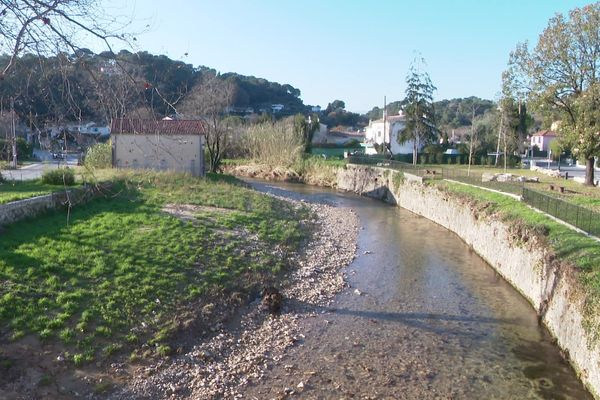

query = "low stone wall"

[
  {"left": 0, "top": 186, "right": 105, "bottom": 227},
  {"left": 337, "top": 164, "right": 600, "bottom": 398}
]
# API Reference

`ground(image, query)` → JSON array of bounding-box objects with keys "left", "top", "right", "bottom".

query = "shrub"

[
  {"left": 17, "top": 138, "right": 33, "bottom": 160},
  {"left": 41, "top": 168, "right": 75, "bottom": 186},
  {"left": 0, "top": 138, "right": 33, "bottom": 160},
  {"left": 84, "top": 142, "right": 112, "bottom": 169},
  {"left": 434, "top": 153, "right": 444, "bottom": 164},
  {"left": 344, "top": 139, "right": 360, "bottom": 148},
  {"left": 243, "top": 119, "right": 304, "bottom": 167},
  {"left": 392, "top": 154, "right": 412, "bottom": 163}
]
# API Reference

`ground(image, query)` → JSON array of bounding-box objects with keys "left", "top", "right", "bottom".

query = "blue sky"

[{"left": 102, "top": 0, "right": 593, "bottom": 112}]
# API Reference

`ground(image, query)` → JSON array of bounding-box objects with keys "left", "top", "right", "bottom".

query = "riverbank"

[
  {"left": 110, "top": 184, "right": 359, "bottom": 399},
  {"left": 336, "top": 163, "right": 600, "bottom": 398},
  {"left": 223, "top": 161, "right": 600, "bottom": 397},
  {"left": 222, "top": 160, "right": 340, "bottom": 188},
  {"left": 0, "top": 170, "right": 358, "bottom": 399}
]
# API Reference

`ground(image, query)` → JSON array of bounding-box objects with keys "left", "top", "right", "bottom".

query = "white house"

[
  {"left": 530, "top": 130, "right": 558, "bottom": 152},
  {"left": 44, "top": 121, "right": 110, "bottom": 138},
  {"left": 364, "top": 111, "right": 415, "bottom": 154},
  {"left": 79, "top": 122, "right": 110, "bottom": 137}
]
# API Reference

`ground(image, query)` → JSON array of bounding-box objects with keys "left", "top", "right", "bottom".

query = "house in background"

[
  {"left": 311, "top": 123, "right": 364, "bottom": 146},
  {"left": 111, "top": 119, "right": 206, "bottom": 176},
  {"left": 530, "top": 130, "right": 558, "bottom": 152},
  {"left": 364, "top": 111, "right": 415, "bottom": 155},
  {"left": 271, "top": 104, "right": 284, "bottom": 113}
]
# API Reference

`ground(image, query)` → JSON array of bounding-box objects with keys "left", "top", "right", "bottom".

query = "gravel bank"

[{"left": 109, "top": 187, "right": 359, "bottom": 399}]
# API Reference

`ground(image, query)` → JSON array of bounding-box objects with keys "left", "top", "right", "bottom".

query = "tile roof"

[{"left": 111, "top": 119, "right": 206, "bottom": 135}]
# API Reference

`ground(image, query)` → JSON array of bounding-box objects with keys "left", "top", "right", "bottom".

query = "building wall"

[
  {"left": 112, "top": 134, "right": 205, "bottom": 176},
  {"left": 365, "top": 120, "right": 415, "bottom": 154},
  {"left": 531, "top": 135, "right": 556, "bottom": 152}
]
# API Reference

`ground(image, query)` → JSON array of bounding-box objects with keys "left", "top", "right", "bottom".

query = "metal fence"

[
  {"left": 522, "top": 188, "right": 600, "bottom": 236},
  {"left": 441, "top": 168, "right": 526, "bottom": 196},
  {"left": 348, "top": 155, "right": 600, "bottom": 237}
]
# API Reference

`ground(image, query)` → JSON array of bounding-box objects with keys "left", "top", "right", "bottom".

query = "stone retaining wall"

[
  {"left": 0, "top": 186, "right": 103, "bottom": 227},
  {"left": 337, "top": 164, "right": 600, "bottom": 398}
]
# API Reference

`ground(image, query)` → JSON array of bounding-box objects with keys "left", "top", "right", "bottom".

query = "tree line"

[{"left": 0, "top": 49, "right": 308, "bottom": 129}]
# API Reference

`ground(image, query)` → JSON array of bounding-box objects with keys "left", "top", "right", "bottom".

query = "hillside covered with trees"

[{"left": 0, "top": 50, "right": 308, "bottom": 128}]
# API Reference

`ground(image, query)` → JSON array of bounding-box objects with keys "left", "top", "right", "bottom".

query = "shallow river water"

[{"left": 245, "top": 181, "right": 591, "bottom": 399}]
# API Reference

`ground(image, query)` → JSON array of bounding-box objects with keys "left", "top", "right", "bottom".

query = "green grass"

[
  {"left": 424, "top": 163, "right": 600, "bottom": 211},
  {"left": 437, "top": 180, "right": 600, "bottom": 341},
  {"left": 0, "top": 180, "right": 74, "bottom": 204},
  {"left": 0, "top": 170, "right": 310, "bottom": 363}
]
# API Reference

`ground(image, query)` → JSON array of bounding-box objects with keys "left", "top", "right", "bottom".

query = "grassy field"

[
  {"left": 0, "top": 180, "right": 72, "bottom": 205},
  {"left": 0, "top": 170, "right": 310, "bottom": 364},
  {"left": 436, "top": 180, "right": 600, "bottom": 339},
  {"left": 427, "top": 164, "right": 600, "bottom": 211}
]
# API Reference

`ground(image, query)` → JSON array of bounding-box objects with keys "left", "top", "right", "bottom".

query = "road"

[
  {"left": 1, "top": 150, "right": 79, "bottom": 181},
  {"left": 528, "top": 158, "right": 600, "bottom": 182}
]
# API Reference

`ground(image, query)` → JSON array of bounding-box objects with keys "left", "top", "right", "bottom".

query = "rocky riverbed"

[{"left": 109, "top": 189, "right": 359, "bottom": 399}]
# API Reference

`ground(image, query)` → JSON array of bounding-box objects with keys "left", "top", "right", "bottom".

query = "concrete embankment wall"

[
  {"left": 336, "top": 164, "right": 600, "bottom": 398},
  {"left": 0, "top": 186, "right": 102, "bottom": 227}
]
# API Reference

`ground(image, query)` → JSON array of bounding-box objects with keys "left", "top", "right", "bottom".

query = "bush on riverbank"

[
  {"left": 41, "top": 167, "right": 75, "bottom": 185},
  {"left": 243, "top": 119, "right": 304, "bottom": 167},
  {"left": 223, "top": 156, "right": 347, "bottom": 187}
]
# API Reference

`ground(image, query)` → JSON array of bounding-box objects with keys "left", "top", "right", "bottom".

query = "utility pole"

[
  {"left": 383, "top": 95, "right": 387, "bottom": 156},
  {"left": 467, "top": 104, "right": 479, "bottom": 177},
  {"left": 495, "top": 105, "right": 502, "bottom": 167},
  {"left": 11, "top": 97, "right": 17, "bottom": 169}
]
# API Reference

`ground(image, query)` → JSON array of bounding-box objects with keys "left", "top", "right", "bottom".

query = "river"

[{"left": 244, "top": 180, "right": 591, "bottom": 399}]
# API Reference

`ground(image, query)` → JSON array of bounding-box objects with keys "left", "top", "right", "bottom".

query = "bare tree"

[
  {"left": 466, "top": 104, "right": 479, "bottom": 176},
  {"left": 0, "top": 0, "right": 131, "bottom": 77},
  {"left": 179, "top": 73, "right": 234, "bottom": 173}
]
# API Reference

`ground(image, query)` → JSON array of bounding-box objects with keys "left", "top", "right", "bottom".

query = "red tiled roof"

[
  {"left": 532, "top": 130, "right": 557, "bottom": 137},
  {"left": 111, "top": 119, "right": 206, "bottom": 135}
]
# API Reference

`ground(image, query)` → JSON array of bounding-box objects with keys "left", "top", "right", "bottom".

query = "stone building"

[{"left": 111, "top": 119, "right": 206, "bottom": 176}]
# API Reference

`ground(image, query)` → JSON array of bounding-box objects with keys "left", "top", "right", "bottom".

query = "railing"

[
  {"left": 441, "top": 168, "right": 525, "bottom": 196},
  {"left": 348, "top": 155, "right": 600, "bottom": 237},
  {"left": 522, "top": 188, "right": 600, "bottom": 236}
]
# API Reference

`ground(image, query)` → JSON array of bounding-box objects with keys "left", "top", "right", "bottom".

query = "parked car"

[{"left": 52, "top": 152, "right": 65, "bottom": 160}]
